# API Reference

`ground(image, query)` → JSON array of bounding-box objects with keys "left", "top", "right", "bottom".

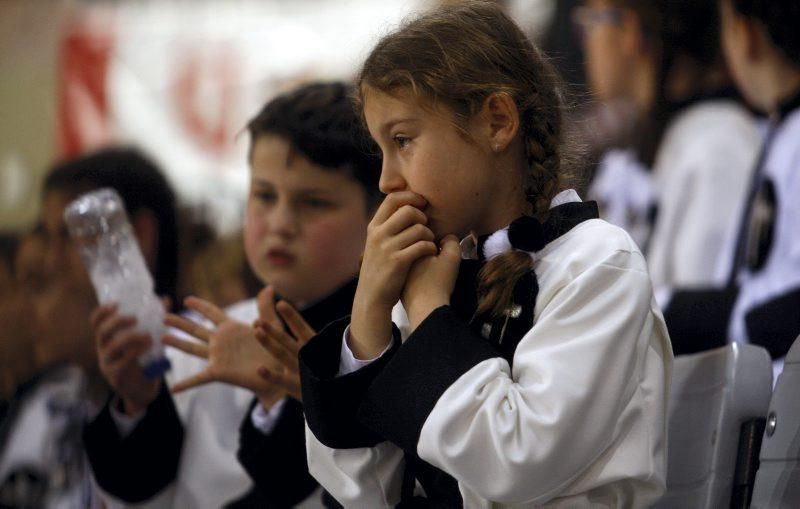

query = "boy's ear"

[{"left": 481, "top": 92, "right": 520, "bottom": 152}]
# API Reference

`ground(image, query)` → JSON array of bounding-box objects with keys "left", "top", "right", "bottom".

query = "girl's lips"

[{"left": 266, "top": 249, "right": 295, "bottom": 267}]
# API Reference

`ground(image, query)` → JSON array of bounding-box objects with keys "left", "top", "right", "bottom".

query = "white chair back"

[
  {"left": 751, "top": 337, "right": 800, "bottom": 508},
  {"left": 654, "top": 343, "right": 772, "bottom": 508}
]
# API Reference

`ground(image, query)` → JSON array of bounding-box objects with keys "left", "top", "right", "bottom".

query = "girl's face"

[
  {"left": 245, "top": 135, "right": 369, "bottom": 305},
  {"left": 363, "top": 88, "right": 518, "bottom": 239}
]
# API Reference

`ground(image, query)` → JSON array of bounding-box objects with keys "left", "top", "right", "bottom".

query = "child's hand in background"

[{"left": 163, "top": 296, "right": 285, "bottom": 409}]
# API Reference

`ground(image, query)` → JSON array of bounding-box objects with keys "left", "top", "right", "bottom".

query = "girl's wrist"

[
  {"left": 406, "top": 296, "right": 449, "bottom": 331},
  {"left": 350, "top": 298, "right": 393, "bottom": 360}
]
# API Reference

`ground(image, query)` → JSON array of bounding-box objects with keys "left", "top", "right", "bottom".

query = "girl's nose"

[{"left": 378, "top": 160, "right": 406, "bottom": 194}]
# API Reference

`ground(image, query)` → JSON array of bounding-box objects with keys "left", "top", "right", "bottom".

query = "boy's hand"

[
  {"left": 91, "top": 304, "right": 161, "bottom": 415},
  {"left": 252, "top": 287, "right": 317, "bottom": 402},
  {"left": 163, "top": 296, "right": 285, "bottom": 408},
  {"left": 351, "top": 191, "right": 438, "bottom": 359},
  {"left": 401, "top": 235, "right": 461, "bottom": 330}
]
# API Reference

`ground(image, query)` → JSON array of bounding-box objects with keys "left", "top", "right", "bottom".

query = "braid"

[{"left": 475, "top": 251, "right": 533, "bottom": 318}]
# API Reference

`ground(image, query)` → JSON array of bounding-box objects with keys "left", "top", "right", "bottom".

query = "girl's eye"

[{"left": 393, "top": 135, "right": 411, "bottom": 149}]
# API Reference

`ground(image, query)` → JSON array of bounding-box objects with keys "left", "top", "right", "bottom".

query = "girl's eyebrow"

[{"left": 380, "top": 117, "right": 419, "bottom": 134}]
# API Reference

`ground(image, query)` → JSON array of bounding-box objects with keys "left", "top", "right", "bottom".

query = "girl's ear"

[{"left": 481, "top": 92, "right": 520, "bottom": 153}]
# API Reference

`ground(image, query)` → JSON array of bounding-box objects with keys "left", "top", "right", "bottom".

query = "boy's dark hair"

[
  {"left": 246, "top": 82, "right": 382, "bottom": 208},
  {"left": 43, "top": 147, "right": 180, "bottom": 307},
  {"left": 731, "top": 0, "right": 800, "bottom": 66}
]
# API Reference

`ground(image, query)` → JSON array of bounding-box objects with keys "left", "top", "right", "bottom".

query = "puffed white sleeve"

[
  {"left": 356, "top": 248, "right": 669, "bottom": 505},
  {"left": 299, "top": 306, "right": 410, "bottom": 507}
]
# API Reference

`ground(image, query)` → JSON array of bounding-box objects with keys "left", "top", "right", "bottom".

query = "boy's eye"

[
  {"left": 302, "top": 198, "right": 334, "bottom": 209},
  {"left": 393, "top": 135, "right": 411, "bottom": 149},
  {"left": 255, "top": 192, "right": 276, "bottom": 203}
]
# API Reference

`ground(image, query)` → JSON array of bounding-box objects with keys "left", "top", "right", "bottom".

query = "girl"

[{"left": 299, "top": 3, "right": 672, "bottom": 507}]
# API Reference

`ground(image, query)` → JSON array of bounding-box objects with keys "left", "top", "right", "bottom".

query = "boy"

[{"left": 84, "top": 82, "right": 380, "bottom": 507}]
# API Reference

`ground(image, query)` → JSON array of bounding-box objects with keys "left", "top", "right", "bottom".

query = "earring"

[{"left": 493, "top": 144, "right": 502, "bottom": 152}]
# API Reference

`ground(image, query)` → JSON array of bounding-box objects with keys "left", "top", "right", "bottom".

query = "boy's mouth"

[{"left": 266, "top": 248, "right": 295, "bottom": 267}]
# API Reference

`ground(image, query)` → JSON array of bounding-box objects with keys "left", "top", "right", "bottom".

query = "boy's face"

[{"left": 245, "top": 135, "right": 369, "bottom": 305}]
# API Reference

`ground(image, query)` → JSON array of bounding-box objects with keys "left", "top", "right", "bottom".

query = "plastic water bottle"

[{"left": 63, "top": 188, "right": 171, "bottom": 377}]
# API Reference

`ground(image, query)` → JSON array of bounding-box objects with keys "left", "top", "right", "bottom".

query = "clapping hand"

[
  {"left": 163, "top": 296, "right": 285, "bottom": 407},
  {"left": 252, "top": 286, "right": 317, "bottom": 402}
]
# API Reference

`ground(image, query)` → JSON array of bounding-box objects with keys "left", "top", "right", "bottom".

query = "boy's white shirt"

[
  {"left": 309, "top": 191, "right": 673, "bottom": 508},
  {"left": 101, "top": 299, "right": 258, "bottom": 509}
]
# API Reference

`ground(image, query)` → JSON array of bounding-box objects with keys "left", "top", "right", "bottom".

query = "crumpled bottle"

[{"left": 63, "top": 188, "right": 170, "bottom": 377}]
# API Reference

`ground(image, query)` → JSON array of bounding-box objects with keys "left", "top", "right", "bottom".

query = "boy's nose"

[{"left": 269, "top": 203, "right": 299, "bottom": 237}]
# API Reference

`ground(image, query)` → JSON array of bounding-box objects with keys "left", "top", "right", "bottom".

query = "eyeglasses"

[{"left": 571, "top": 6, "right": 624, "bottom": 40}]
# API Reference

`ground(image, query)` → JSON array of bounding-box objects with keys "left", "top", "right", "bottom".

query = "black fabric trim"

[
  {"left": 663, "top": 287, "right": 739, "bottom": 355},
  {"left": 475, "top": 200, "right": 600, "bottom": 262},
  {"left": 358, "top": 306, "right": 500, "bottom": 453},
  {"left": 298, "top": 278, "right": 358, "bottom": 332},
  {"left": 299, "top": 317, "right": 401, "bottom": 449},
  {"left": 668, "top": 86, "right": 744, "bottom": 115},
  {"left": 231, "top": 398, "right": 319, "bottom": 508},
  {"left": 83, "top": 382, "right": 183, "bottom": 503},
  {"left": 745, "top": 287, "right": 800, "bottom": 359},
  {"left": 543, "top": 200, "right": 600, "bottom": 240},
  {"left": 776, "top": 85, "right": 800, "bottom": 122}
]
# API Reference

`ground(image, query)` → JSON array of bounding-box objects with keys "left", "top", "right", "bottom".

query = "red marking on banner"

[
  {"left": 173, "top": 45, "right": 239, "bottom": 160},
  {"left": 56, "top": 18, "right": 115, "bottom": 159}
]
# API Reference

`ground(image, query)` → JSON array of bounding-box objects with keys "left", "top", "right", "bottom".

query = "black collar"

[
  {"left": 475, "top": 200, "right": 600, "bottom": 262},
  {"left": 776, "top": 85, "right": 800, "bottom": 123},
  {"left": 296, "top": 278, "right": 358, "bottom": 332},
  {"left": 669, "top": 86, "right": 744, "bottom": 115}
]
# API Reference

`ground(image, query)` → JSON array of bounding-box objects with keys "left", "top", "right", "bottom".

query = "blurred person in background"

[
  {"left": 0, "top": 147, "right": 180, "bottom": 508},
  {"left": 0, "top": 232, "right": 43, "bottom": 402},
  {"left": 663, "top": 0, "right": 800, "bottom": 375},
  {"left": 577, "top": 0, "right": 761, "bottom": 354}
]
